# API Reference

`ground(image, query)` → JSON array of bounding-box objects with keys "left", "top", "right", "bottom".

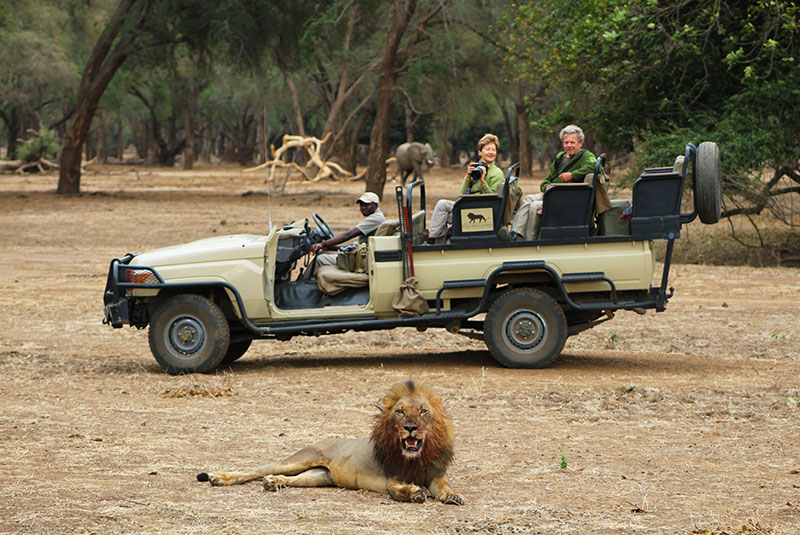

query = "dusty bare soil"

[{"left": 1, "top": 164, "right": 798, "bottom": 535}]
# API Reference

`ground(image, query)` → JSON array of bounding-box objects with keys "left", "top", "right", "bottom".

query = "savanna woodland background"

[
  {"left": 2, "top": 1, "right": 800, "bottom": 535},
  {"left": 1, "top": 0, "right": 799, "bottom": 262}
]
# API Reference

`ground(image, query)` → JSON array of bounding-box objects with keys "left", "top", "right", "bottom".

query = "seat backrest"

[
  {"left": 630, "top": 171, "right": 684, "bottom": 236},
  {"left": 375, "top": 219, "right": 400, "bottom": 236},
  {"left": 539, "top": 184, "right": 594, "bottom": 239},
  {"left": 538, "top": 154, "right": 605, "bottom": 240},
  {"left": 450, "top": 165, "right": 521, "bottom": 241},
  {"left": 375, "top": 212, "right": 425, "bottom": 243},
  {"left": 451, "top": 194, "right": 502, "bottom": 240}
]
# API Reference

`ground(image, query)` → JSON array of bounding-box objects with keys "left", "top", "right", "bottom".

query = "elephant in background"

[{"left": 395, "top": 142, "right": 435, "bottom": 185}]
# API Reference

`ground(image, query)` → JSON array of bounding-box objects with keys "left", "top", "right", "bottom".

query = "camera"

[{"left": 469, "top": 161, "right": 487, "bottom": 184}]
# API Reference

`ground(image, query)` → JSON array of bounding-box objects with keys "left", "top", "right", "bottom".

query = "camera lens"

[{"left": 470, "top": 163, "right": 484, "bottom": 181}]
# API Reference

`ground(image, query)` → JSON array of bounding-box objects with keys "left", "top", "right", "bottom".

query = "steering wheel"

[{"left": 312, "top": 213, "right": 334, "bottom": 240}]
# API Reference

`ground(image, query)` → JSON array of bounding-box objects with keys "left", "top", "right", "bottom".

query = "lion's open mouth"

[{"left": 402, "top": 436, "right": 422, "bottom": 452}]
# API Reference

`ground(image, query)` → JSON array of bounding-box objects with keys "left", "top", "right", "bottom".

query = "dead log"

[
  {"left": 0, "top": 158, "right": 60, "bottom": 173},
  {"left": 0, "top": 160, "right": 23, "bottom": 172}
]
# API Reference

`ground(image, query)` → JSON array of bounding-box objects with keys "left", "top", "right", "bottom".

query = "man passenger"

[{"left": 508, "top": 124, "right": 606, "bottom": 240}]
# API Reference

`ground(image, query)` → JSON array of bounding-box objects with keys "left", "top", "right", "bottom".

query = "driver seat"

[{"left": 316, "top": 264, "right": 368, "bottom": 295}]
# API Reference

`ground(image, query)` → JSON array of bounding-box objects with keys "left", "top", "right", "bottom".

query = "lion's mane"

[{"left": 370, "top": 380, "right": 455, "bottom": 485}]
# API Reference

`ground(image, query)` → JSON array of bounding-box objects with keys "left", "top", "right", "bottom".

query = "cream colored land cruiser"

[{"left": 103, "top": 142, "right": 721, "bottom": 374}]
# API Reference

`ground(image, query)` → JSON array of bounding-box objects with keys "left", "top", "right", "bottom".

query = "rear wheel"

[
  {"left": 694, "top": 141, "right": 721, "bottom": 224},
  {"left": 484, "top": 288, "right": 567, "bottom": 368},
  {"left": 148, "top": 294, "right": 230, "bottom": 374}
]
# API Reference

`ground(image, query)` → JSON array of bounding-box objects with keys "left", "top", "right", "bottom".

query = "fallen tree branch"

[
  {"left": 0, "top": 158, "right": 60, "bottom": 173},
  {"left": 242, "top": 132, "right": 353, "bottom": 183}
]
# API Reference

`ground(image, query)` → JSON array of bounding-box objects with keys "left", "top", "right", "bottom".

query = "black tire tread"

[
  {"left": 484, "top": 287, "right": 567, "bottom": 369},
  {"left": 148, "top": 294, "right": 230, "bottom": 375},
  {"left": 695, "top": 141, "right": 722, "bottom": 224},
  {"left": 219, "top": 339, "right": 252, "bottom": 366}
]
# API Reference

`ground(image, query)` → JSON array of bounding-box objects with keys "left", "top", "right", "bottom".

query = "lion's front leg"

[
  {"left": 429, "top": 476, "right": 464, "bottom": 505},
  {"left": 263, "top": 468, "right": 334, "bottom": 491},
  {"left": 387, "top": 480, "right": 428, "bottom": 503}
]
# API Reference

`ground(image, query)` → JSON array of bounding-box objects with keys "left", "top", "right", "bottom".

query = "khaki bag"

[
  {"left": 391, "top": 277, "right": 429, "bottom": 316},
  {"left": 336, "top": 243, "right": 368, "bottom": 273}
]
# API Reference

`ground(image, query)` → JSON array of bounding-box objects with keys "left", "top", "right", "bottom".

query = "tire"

[
  {"left": 219, "top": 338, "right": 252, "bottom": 366},
  {"left": 484, "top": 288, "right": 567, "bottom": 369},
  {"left": 148, "top": 294, "right": 230, "bottom": 374},
  {"left": 694, "top": 141, "right": 721, "bottom": 224}
]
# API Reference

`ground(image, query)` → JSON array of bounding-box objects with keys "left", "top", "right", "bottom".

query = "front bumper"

[
  {"left": 103, "top": 254, "right": 134, "bottom": 327},
  {"left": 102, "top": 254, "right": 162, "bottom": 328}
]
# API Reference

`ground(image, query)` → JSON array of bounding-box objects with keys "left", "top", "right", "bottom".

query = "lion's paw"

[
  {"left": 438, "top": 492, "right": 465, "bottom": 506},
  {"left": 409, "top": 485, "right": 428, "bottom": 503},
  {"left": 197, "top": 472, "right": 222, "bottom": 486},
  {"left": 262, "top": 475, "right": 287, "bottom": 492}
]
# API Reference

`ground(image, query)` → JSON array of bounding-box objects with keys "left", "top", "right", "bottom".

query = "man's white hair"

[{"left": 559, "top": 124, "right": 584, "bottom": 142}]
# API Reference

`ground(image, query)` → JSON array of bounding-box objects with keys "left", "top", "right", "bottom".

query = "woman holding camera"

[{"left": 427, "top": 133, "right": 504, "bottom": 243}]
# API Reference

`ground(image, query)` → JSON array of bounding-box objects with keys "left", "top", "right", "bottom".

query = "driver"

[{"left": 310, "top": 192, "right": 385, "bottom": 269}]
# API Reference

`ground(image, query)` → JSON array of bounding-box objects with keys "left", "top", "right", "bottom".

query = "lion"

[
  {"left": 467, "top": 212, "right": 487, "bottom": 223},
  {"left": 196, "top": 380, "right": 464, "bottom": 505}
]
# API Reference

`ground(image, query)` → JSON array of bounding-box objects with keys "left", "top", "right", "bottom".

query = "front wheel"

[
  {"left": 148, "top": 294, "right": 230, "bottom": 374},
  {"left": 484, "top": 288, "right": 567, "bottom": 369}
]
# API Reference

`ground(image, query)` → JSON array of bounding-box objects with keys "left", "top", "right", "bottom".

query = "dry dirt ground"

[{"left": 1, "top": 164, "right": 799, "bottom": 535}]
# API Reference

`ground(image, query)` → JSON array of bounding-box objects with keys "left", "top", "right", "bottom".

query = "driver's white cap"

[{"left": 357, "top": 192, "right": 379, "bottom": 205}]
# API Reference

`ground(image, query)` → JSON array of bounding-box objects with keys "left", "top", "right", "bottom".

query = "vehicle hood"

[{"left": 131, "top": 234, "right": 267, "bottom": 267}]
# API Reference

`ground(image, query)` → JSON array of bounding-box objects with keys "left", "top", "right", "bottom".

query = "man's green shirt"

[{"left": 540, "top": 149, "right": 597, "bottom": 192}]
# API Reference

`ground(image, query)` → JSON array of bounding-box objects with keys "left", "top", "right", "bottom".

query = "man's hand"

[
  {"left": 311, "top": 242, "right": 325, "bottom": 254},
  {"left": 558, "top": 171, "right": 574, "bottom": 182}
]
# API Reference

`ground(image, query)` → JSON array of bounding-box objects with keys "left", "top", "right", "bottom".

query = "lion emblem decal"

[
  {"left": 467, "top": 212, "right": 487, "bottom": 223},
  {"left": 197, "top": 380, "right": 464, "bottom": 504}
]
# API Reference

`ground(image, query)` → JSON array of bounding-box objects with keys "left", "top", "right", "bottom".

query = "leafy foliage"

[
  {"left": 17, "top": 128, "right": 59, "bottom": 162},
  {"left": 504, "top": 0, "right": 800, "bottom": 260}
]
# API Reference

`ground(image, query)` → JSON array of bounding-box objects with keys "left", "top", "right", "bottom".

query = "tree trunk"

[
  {"left": 405, "top": 105, "right": 414, "bottom": 143},
  {"left": 85, "top": 130, "right": 94, "bottom": 162},
  {"left": 199, "top": 126, "right": 212, "bottom": 162},
  {"left": 284, "top": 71, "right": 305, "bottom": 136},
  {"left": 516, "top": 100, "right": 532, "bottom": 177},
  {"left": 499, "top": 99, "right": 518, "bottom": 164},
  {"left": 2, "top": 107, "right": 21, "bottom": 160},
  {"left": 438, "top": 120, "right": 451, "bottom": 167},
  {"left": 345, "top": 105, "right": 372, "bottom": 173},
  {"left": 256, "top": 116, "right": 266, "bottom": 164},
  {"left": 58, "top": 0, "right": 143, "bottom": 193},
  {"left": 96, "top": 111, "right": 108, "bottom": 164},
  {"left": 365, "top": 1, "right": 418, "bottom": 200},
  {"left": 117, "top": 115, "right": 125, "bottom": 160},
  {"left": 182, "top": 78, "right": 196, "bottom": 170}
]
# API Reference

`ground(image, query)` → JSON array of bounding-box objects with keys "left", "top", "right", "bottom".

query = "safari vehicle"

[{"left": 103, "top": 142, "right": 722, "bottom": 374}]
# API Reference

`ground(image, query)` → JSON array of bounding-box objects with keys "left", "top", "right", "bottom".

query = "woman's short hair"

[
  {"left": 559, "top": 124, "right": 584, "bottom": 142},
  {"left": 478, "top": 133, "right": 500, "bottom": 152}
]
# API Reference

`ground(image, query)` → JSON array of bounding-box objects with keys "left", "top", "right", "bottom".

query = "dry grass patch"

[{"left": 161, "top": 370, "right": 237, "bottom": 398}]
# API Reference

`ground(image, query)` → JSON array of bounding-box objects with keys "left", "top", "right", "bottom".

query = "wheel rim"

[
  {"left": 167, "top": 315, "right": 206, "bottom": 357},
  {"left": 502, "top": 310, "right": 546, "bottom": 352}
]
